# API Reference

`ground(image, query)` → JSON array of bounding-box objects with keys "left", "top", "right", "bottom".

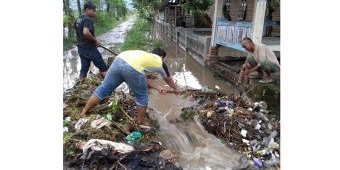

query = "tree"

[
  {"left": 105, "top": 0, "right": 128, "bottom": 19},
  {"left": 63, "top": 0, "right": 75, "bottom": 27},
  {"left": 132, "top": 0, "right": 163, "bottom": 19},
  {"left": 180, "top": 0, "right": 214, "bottom": 14},
  {"left": 77, "top": 0, "right": 82, "bottom": 15}
]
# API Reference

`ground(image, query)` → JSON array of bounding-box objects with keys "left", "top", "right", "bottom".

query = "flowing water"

[
  {"left": 63, "top": 16, "right": 242, "bottom": 169},
  {"left": 147, "top": 43, "right": 242, "bottom": 170}
]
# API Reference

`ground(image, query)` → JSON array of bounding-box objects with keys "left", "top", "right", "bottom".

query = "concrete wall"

[{"left": 218, "top": 46, "right": 248, "bottom": 58}]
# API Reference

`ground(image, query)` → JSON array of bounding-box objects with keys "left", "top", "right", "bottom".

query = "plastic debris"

[
  {"left": 65, "top": 116, "right": 71, "bottom": 122},
  {"left": 75, "top": 118, "right": 88, "bottom": 131},
  {"left": 240, "top": 129, "right": 247, "bottom": 137},
  {"left": 268, "top": 138, "right": 280, "bottom": 149},
  {"left": 90, "top": 117, "right": 111, "bottom": 129},
  {"left": 226, "top": 100, "right": 235, "bottom": 109},
  {"left": 105, "top": 113, "right": 112, "bottom": 121},
  {"left": 253, "top": 157, "right": 263, "bottom": 168},
  {"left": 193, "top": 93, "right": 280, "bottom": 169},
  {"left": 206, "top": 110, "right": 214, "bottom": 117},
  {"left": 139, "top": 125, "right": 151, "bottom": 129},
  {"left": 82, "top": 139, "right": 134, "bottom": 154},
  {"left": 125, "top": 131, "right": 142, "bottom": 141},
  {"left": 214, "top": 100, "right": 226, "bottom": 107},
  {"left": 216, "top": 107, "right": 226, "bottom": 113},
  {"left": 254, "top": 124, "right": 261, "bottom": 130},
  {"left": 242, "top": 139, "right": 249, "bottom": 144},
  {"left": 115, "top": 82, "right": 129, "bottom": 94},
  {"left": 63, "top": 126, "right": 69, "bottom": 132}
]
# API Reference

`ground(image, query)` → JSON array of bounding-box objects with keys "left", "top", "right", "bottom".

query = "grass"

[{"left": 121, "top": 17, "right": 162, "bottom": 51}]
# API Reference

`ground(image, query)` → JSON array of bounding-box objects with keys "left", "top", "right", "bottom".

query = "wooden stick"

[
  {"left": 100, "top": 45, "right": 118, "bottom": 55},
  {"left": 119, "top": 107, "right": 134, "bottom": 121},
  {"left": 111, "top": 122, "right": 130, "bottom": 135}
]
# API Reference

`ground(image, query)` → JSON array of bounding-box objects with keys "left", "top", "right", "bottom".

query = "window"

[
  {"left": 223, "top": 0, "right": 231, "bottom": 21},
  {"left": 238, "top": 0, "right": 247, "bottom": 21}
]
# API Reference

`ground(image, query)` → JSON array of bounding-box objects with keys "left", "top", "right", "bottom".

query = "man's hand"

[
  {"left": 173, "top": 89, "right": 181, "bottom": 95},
  {"left": 95, "top": 40, "right": 101, "bottom": 47},
  {"left": 240, "top": 69, "right": 249, "bottom": 77},
  {"left": 159, "top": 88, "right": 167, "bottom": 95},
  {"left": 79, "top": 109, "right": 86, "bottom": 117}
]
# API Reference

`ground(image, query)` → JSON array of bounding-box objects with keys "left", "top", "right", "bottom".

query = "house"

[
  {"left": 207, "top": 0, "right": 280, "bottom": 61},
  {"left": 154, "top": 0, "right": 280, "bottom": 86}
]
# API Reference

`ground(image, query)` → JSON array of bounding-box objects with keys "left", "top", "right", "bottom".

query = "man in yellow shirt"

[
  {"left": 239, "top": 37, "right": 280, "bottom": 84},
  {"left": 79, "top": 48, "right": 180, "bottom": 125}
]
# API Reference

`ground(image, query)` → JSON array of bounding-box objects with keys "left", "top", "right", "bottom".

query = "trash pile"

[
  {"left": 63, "top": 76, "right": 182, "bottom": 170},
  {"left": 179, "top": 90, "right": 280, "bottom": 169}
]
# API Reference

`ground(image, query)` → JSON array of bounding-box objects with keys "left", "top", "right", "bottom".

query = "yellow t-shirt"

[{"left": 117, "top": 50, "right": 167, "bottom": 77}]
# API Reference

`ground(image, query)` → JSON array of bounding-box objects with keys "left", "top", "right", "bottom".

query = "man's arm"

[
  {"left": 145, "top": 66, "right": 180, "bottom": 95},
  {"left": 83, "top": 27, "right": 101, "bottom": 47},
  {"left": 163, "top": 77, "right": 180, "bottom": 95},
  {"left": 80, "top": 94, "right": 101, "bottom": 117},
  {"left": 248, "top": 63, "right": 261, "bottom": 73},
  {"left": 147, "top": 78, "right": 167, "bottom": 95}
]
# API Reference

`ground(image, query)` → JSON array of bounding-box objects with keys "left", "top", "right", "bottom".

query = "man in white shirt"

[{"left": 239, "top": 37, "right": 280, "bottom": 84}]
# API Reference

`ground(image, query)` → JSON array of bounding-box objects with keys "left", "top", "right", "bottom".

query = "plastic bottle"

[
  {"left": 214, "top": 100, "right": 226, "bottom": 107},
  {"left": 216, "top": 107, "right": 226, "bottom": 113},
  {"left": 263, "top": 153, "right": 279, "bottom": 167},
  {"left": 226, "top": 101, "right": 235, "bottom": 109},
  {"left": 253, "top": 157, "right": 263, "bottom": 168}
]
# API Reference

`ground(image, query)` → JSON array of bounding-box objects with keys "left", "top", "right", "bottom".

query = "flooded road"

[{"left": 64, "top": 16, "right": 242, "bottom": 169}]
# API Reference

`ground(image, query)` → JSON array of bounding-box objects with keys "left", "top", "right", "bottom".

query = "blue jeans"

[
  {"left": 94, "top": 58, "right": 148, "bottom": 106},
  {"left": 77, "top": 45, "right": 108, "bottom": 78}
]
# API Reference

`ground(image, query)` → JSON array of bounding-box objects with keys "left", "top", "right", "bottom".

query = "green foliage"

[
  {"left": 121, "top": 17, "right": 150, "bottom": 50},
  {"left": 93, "top": 11, "right": 118, "bottom": 35},
  {"left": 63, "top": 39, "right": 76, "bottom": 51},
  {"left": 180, "top": 0, "right": 214, "bottom": 14},
  {"left": 268, "top": 0, "right": 280, "bottom": 7},
  {"left": 109, "top": 97, "right": 119, "bottom": 113},
  {"left": 106, "top": 0, "right": 128, "bottom": 19},
  {"left": 63, "top": 0, "right": 128, "bottom": 51},
  {"left": 132, "top": 0, "right": 163, "bottom": 19},
  {"left": 180, "top": 110, "right": 196, "bottom": 120},
  {"left": 63, "top": 15, "right": 71, "bottom": 26},
  {"left": 63, "top": 132, "right": 71, "bottom": 142}
]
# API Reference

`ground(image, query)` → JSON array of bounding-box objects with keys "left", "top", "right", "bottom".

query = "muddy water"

[
  {"left": 63, "top": 16, "right": 242, "bottom": 169},
  {"left": 147, "top": 43, "right": 242, "bottom": 169}
]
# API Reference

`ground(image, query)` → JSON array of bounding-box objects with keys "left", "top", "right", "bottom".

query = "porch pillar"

[
  {"left": 251, "top": 0, "right": 267, "bottom": 44},
  {"left": 210, "top": 0, "right": 224, "bottom": 47},
  {"left": 205, "top": 0, "right": 224, "bottom": 63}
]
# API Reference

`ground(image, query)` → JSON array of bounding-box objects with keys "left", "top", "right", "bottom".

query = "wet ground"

[
  {"left": 63, "top": 16, "right": 280, "bottom": 170},
  {"left": 63, "top": 16, "right": 136, "bottom": 92}
]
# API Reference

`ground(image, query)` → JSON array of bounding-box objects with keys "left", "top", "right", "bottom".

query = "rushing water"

[
  {"left": 63, "top": 16, "right": 242, "bottom": 169},
  {"left": 147, "top": 42, "right": 242, "bottom": 169}
]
